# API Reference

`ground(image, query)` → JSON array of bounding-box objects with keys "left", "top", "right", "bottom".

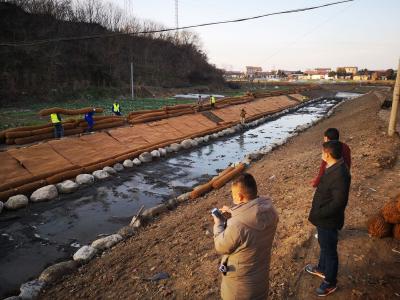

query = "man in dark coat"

[{"left": 305, "top": 140, "right": 351, "bottom": 297}]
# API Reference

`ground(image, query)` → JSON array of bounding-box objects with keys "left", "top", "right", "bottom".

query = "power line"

[{"left": 0, "top": 0, "right": 354, "bottom": 47}]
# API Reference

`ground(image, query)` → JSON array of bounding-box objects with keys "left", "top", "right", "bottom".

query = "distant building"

[
  {"left": 353, "top": 74, "right": 371, "bottom": 81},
  {"left": 246, "top": 66, "right": 263, "bottom": 76},
  {"left": 223, "top": 71, "right": 245, "bottom": 80},
  {"left": 300, "top": 68, "right": 332, "bottom": 80},
  {"left": 337, "top": 66, "right": 358, "bottom": 75}
]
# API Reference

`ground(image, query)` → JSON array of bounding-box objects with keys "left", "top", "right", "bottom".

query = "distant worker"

[
  {"left": 197, "top": 95, "right": 202, "bottom": 106},
  {"left": 240, "top": 108, "right": 247, "bottom": 125},
  {"left": 112, "top": 100, "right": 121, "bottom": 116},
  {"left": 84, "top": 108, "right": 96, "bottom": 133},
  {"left": 50, "top": 113, "right": 64, "bottom": 138},
  {"left": 210, "top": 95, "right": 216, "bottom": 109}
]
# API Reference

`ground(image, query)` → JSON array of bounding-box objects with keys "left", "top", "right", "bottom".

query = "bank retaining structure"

[{"left": 0, "top": 86, "right": 319, "bottom": 205}]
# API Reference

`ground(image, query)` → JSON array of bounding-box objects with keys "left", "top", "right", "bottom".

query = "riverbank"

[{"left": 40, "top": 91, "right": 400, "bottom": 299}]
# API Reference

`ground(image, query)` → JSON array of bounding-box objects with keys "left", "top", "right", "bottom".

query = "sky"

[{"left": 110, "top": 0, "right": 400, "bottom": 71}]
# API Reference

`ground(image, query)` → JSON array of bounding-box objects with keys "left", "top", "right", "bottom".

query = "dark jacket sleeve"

[{"left": 315, "top": 177, "right": 349, "bottom": 218}]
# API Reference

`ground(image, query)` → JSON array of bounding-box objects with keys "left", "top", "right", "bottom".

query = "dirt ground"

[{"left": 40, "top": 91, "right": 400, "bottom": 300}]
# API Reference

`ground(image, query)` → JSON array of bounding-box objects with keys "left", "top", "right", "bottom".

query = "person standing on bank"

[
  {"left": 84, "top": 108, "right": 96, "bottom": 132},
  {"left": 305, "top": 140, "right": 351, "bottom": 297},
  {"left": 213, "top": 173, "right": 279, "bottom": 300},
  {"left": 240, "top": 108, "right": 247, "bottom": 125},
  {"left": 210, "top": 95, "right": 216, "bottom": 109},
  {"left": 112, "top": 100, "right": 121, "bottom": 116},
  {"left": 50, "top": 113, "right": 64, "bottom": 138},
  {"left": 312, "top": 128, "right": 351, "bottom": 188}
]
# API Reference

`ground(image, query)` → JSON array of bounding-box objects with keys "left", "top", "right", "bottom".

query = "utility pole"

[
  {"left": 175, "top": 0, "right": 179, "bottom": 30},
  {"left": 388, "top": 58, "right": 400, "bottom": 136},
  {"left": 131, "top": 62, "right": 134, "bottom": 100}
]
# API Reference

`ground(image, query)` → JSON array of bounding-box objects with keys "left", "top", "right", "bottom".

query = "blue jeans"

[{"left": 317, "top": 227, "right": 338, "bottom": 285}]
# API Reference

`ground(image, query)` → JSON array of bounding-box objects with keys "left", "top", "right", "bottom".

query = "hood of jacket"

[{"left": 230, "top": 196, "right": 277, "bottom": 231}]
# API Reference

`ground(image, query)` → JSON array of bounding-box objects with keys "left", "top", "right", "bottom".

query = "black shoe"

[{"left": 316, "top": 280, "right": 337, "bottom": 297}]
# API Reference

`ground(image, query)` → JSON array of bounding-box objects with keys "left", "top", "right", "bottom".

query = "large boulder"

[
  {"left": 203, "top": 135, "right": 210, "bottom": 143},
  {"left": 103, "top": 166, "right": 117, "bottom": 175},
  {"left": 142, "top": 204, "right": 168, "bottom": 218},
  {"left": 91, "top": 234, "right": 123, "bottom": 251},
  {"left": 181, "top": 139, "right": 193, "bottom": 149},
  {"left": 5, "top": 195, "right": 28, "bottom": 210},
  {"left": 165, "top": 146, "right": 173, "bottom": 153},
  {"left": 30, "top": 185, "right": 58, "bottom": 203},
  {"left": 246, "top": 152, "right": 263, "bottom": 161},
  {"left": 76, "top": 174, "right": 94, "bottom": 185},
  {"left": 123, "top": 159, "right": 134, "bottom": 168},
  {"left": 117, "top": 226, "right": 136, "bottom": 239},
  {"left": 113, "top": 163, "right": 124, "bottom": 172},
  {"left": 56, "top": 180, "right": 79, "bottom": 194},
  {"left": 73, "top": 245, "right": 97, "bottom": 262},
  {"left": 139, "top": 152, "right": 152, "bottom": 163},
  {"left": 158, "top": 148, "right": 167, "bottom": 157},
  {"left": 170, "top": 143, "right": 181, "bottom": 152},
  {"left": 92, "top": 170, "right": 110, "bottom": 180},
  {"left": 177, "top": 192, "right": 190, "bottom": 203},
  {"left": 132, "top": 158, "right": 142, "bottom": 166},
  {"left": 19, "top": 279, "right": 45, "bottom": 300},
  {"left": 39, "top": 260, "right": 78, "bottom": 284},
  {"left": 150, "top": 150, "right": 161, "bottom": 158}
]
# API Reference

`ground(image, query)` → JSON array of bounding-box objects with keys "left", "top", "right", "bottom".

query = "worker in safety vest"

[
  {"left": 210, "top": 95, "right": 216, "bottom": 109},
  {"left": 112, "top": 101, "right": 121, "bottom": 116},
  {"left": 50, "top": 113, "right": 64, "bottom": 138}
]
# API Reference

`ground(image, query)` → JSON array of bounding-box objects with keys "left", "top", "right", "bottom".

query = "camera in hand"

[{"left": 211, "top": 208, "right": 226, "bottom": 220}]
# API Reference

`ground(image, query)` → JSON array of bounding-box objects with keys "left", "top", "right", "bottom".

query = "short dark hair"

[
  {"left": 232, "top": 173, "right": 258, "bottom": 199},
  {"left": 324, "top": 128, "right": 340, "bottom": 141},
  {"left": 323, "top": 140, "right": 342, "bottom": 159}
]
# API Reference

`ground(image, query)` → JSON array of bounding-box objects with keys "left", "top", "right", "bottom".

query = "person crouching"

[{"left": 212, "top": 173, "right": 279, "bottom": 300}]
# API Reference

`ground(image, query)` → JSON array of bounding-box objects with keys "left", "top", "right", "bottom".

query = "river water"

[{"left": 0, "top": 93, "right": 358, "bottom": 297}]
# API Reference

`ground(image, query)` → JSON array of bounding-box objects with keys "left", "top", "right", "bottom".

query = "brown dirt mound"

[
  {"left": 367, "top": 214, "right": 393, "bottom": 238},
  {"left": 381, "top": 201, "right": 400, "bottom": 224}
]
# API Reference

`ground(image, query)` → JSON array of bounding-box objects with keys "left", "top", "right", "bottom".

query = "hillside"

[{"left": 0, "top": 2, "right": 224, "bottom": 104}]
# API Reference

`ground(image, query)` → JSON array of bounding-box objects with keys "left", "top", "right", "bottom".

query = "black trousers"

[{"left": 317, "top": 226, "right": 338, "bottom": 285}]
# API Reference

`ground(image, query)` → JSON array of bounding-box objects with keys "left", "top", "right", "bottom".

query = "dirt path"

[{"left": 40, "top": 91, "right": 400, "bottom": 299}]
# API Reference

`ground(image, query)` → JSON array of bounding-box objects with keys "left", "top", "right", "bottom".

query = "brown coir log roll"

[
  {"left": 38, "top": 107, "right": 104, "bottom": 116},
  {"left": 64, "top": 127, "right": 84, "bottom": 136},
  {"left": 92, "top": 120, "right": 125, "bottom": 130},
  {"left": 0, "top": 174, "right": 44, "bottom": 192},
  {"left": 212, "top": 163, "right": 246, "bottom": 189},
  {"left": 130, "top": 111, "right": 167, "bottom": 120},
  {"left": 0, "top": 180, "right": 47, "bottom": 202},
  {"left": 14, "top": 133, "right": 54, "bottom": 145},
  {"left": 129, "top": 115, "right": 166, "bottom": 125},
  {"left": 190, "top": 182, "right": 213, "bottom": 199},
  {"left": 395, "top": 193, "right": 400, "bottom": 212},
  {"left": 5, "top": 130, "right": 32, "bottom": 138},
  {"left": 78, "top": 117, "right": 124, "bottom": 127},
  {"left": 382, "top": 201, "right": 400, "bottom": 224},
  {"left": 393, "top": 224, "right": 400, "bottom": 240},
  {"left": 367, "top": 214, "right": 393, "bottom": 238},
  {"left": 46, "top": 168, "right": 84, "bottom": 184},
  {"left": 83, "top": 158, "right": 118, "bottom": 173}
]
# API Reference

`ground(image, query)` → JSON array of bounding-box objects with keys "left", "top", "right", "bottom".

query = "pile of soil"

[{"left": 40, "top": 91, "right": 400, "bottom": 299}]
